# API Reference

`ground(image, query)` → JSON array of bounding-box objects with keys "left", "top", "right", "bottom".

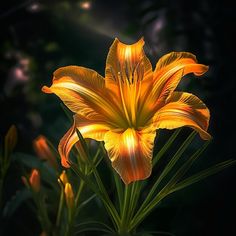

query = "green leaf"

[
  {"left": 74, "top": 220, "right": 114, "bottom": 234},
  {"left": 76, "top": 129, "right": 91, "bottom": 159},
  {"left": 77, "top": 193, "right": 96, "bottom": 210},
  {"left": 164, "top": 140, "right": 211, "bottom": 193},
  {"left": 70, "top": 161, "right": 121, "bottom": 229},
  {"left": 136, "top": 231, "right": 175, "bottom": 236},
  {"left": 132, "top": 131, "right": 196, "bottom": 225},
  {"left": 60, "top": 103, "right": 73, "bottom": 122},
  {"left": 154, "top": 131, "right": 197, "bottom": 187},
  {"left": 169, "top": 159, "right": 236, "bottom": 194},
  {"left": 3, "top": 188, "right": 31, "bottom": 218},
  {"left": 12, "top": 152, "right": 41, "bottom": 168},
  {"left": 138, "top": 140, "right": 211, "bottom": 219},
  {"left": 113, "top": 171, "right": 124, "bottom": 214},
  {"left": 153, "top": 128, "right": 181, "bottom": 167},
  {"left": 12, "top": 152, "right": 58, "bottom": 190},
  {"left": 4, "top": 125, "right": 17, "bottom": 159}
]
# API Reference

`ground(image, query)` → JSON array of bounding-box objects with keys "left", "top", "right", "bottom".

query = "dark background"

[{"left": 0, "top": 0, "right": 235, "bottom": 235}]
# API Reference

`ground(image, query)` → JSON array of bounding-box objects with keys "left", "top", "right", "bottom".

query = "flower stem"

[{"left": 56, "top": 186, "right": 64, "bottom": 228}]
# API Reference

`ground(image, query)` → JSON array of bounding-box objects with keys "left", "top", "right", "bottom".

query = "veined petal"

[
  {"left": 42, "top": 66, "right": 124, "bottom": 126},
  {"left": 59, "top": 115, "right": 110, "bottom": 168},
  {"left": 151, "top": 52, "right": 208, "bottom": 104},
  {"left": 105, "top": 38, "right": 153, "bottom": 86},
  {"left": 153, "top": 92, "right": 211, "bottom": 140},
  {"left": 105, "top": 38, "right": 153, "bottom": 127},
  {"left": 104, "top": 126, "right": 156, "bottom": 184}
]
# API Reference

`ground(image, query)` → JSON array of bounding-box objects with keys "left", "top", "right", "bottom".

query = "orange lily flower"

[{"left": 42, "top": 38, "right": 211, "bottom": 184}]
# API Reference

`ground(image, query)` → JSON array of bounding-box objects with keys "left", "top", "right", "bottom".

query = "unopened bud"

[
  {"left": 4, "top": 125, "right": 17, "bottom": 158},
  {"left": 29, "top": 169, "right": 40, "bottom": 192},
  {"left": 64, "top": 183, "right": 74, "bottom": 209},
  {"left": 33, "top": 135, "right": 58, "bottom": 169},
  {"left": 59, "top": 170, "right": 68, "bottom": 186}
]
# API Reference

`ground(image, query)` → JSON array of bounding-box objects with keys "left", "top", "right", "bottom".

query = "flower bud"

[
  {"left": 29, "top": 169, "right": 40, "bottom": 192},
  {"left": 4, "top": 125, "right": 17, "bottom": 158},
  {"left": 59, "top": 170, "right": 68, "bottom": 186},
  {"left": 33, "top": 135, "right": 58, "bottom": 169},
  {"left": 64, "top": 183, "right": 74, "bottom": 209}
]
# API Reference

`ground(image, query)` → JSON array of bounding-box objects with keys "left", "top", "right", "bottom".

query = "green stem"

[
  {"left": 75, "top": 180, "right": 85, "bottom": 206},
  {"left": 153, "top": 128, "right": 181, "bottom": 167},
  {"left": 65, "top": 207, "right": 75, "bottom": 236},
  {"left": 130, "top": 190, "right": 167, "bottom": 231},
  {"left": 70, "top": 163, "right": 121, "bottom": 230},
  {"left": 133, "top": 131, "right": 196, "bottom": 223},
  {"left": 127, "top": 182, "right": 139, "bottom": 223},
  {"left": 119, "top": 184, "right": 132, "bottom": 234},
  {"left": 93, "top": 166, "right": 121, "bottom": 229},
  {"left": 56, "top": 186, "right": 64, "bottom": 228},
  {"left": 75, "top": 130, "right": 121, "bottom": 229},
  {"left": 114, "top": 173, "right": 123, "bottom": 214},
  {"left": 34, "top": 192, "right": 51, "bottom": 235}
]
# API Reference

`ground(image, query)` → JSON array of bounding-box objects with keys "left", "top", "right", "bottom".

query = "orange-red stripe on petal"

[
  {"left": 153, "top": 92, "right": 211, "bottom": 140},
  {"left": 152, "top": 52, "right": 209, "bottom": 104},
  {"left": 58, "top": 119, "right": 78, "bottom": 168}
]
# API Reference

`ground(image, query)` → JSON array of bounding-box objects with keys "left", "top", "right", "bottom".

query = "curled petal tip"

[
  {"left": 193, "top": 64, "right": 209, "bottom": 76},
  {"left": 61, "top": 157, "right": 71, "bottom": 168},
  {"left": 42, "top": 86, "right": 52, "bottom": 93},
  {"left": 201, "top": 132, "right": 212, "bottom": 141}
]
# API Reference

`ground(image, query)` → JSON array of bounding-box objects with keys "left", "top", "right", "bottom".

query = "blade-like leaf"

[
  {"left": 153, "top": 128, "right": 181, "bottom": 166},
  {"left": 13, "top": 152, "right": 58, "bottom": 190},
  {"left": 74, "top": 220, "right": 114, "bottom": 234},
  {"left": 76, "top": 129, "right": 90, "bottom": 159},
  {"left": 133, "top": 131, "right": 196, "bottom": 223},
  {"left": 60, "top": 103, "right": 73, "bottom": 122},
  {"left": 78, "top": 194, "right": 96, "bottom": 210},
  {"left": 4, "top": 125, "right": 17, "bottom": 159},
  {"left": 3, "top": 188, "right": 31, "bottom": 218},
  {"left": 139, "top": 140, "right": 211, "bottom": 218},
  {"left": 169, "top": 159, "right": 236, "bottom": 194},
  {"left": 164, "top": 140, "right": 211, "bottom": 193}
]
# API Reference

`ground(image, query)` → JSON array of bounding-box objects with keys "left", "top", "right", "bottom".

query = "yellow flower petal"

[
  {"left": 152, "top": 52, "right": 208, "bottom": 105},
  {"left": 153, "top": 92, "right": 211, "bottom": 140},
  {"left": 104, "top": 126, "right": 156, "bottom": 184},
  {"left": 105, "top": 38, "right": 153, "bottom": 127},
  {"left": 139, "top": 52, "right": 209, "bottom": 125},
  {"left": 59, "top": 115, "right": 110, "bottom": 168},
  {"left": 105, "top": 38, "right": 152, "bottom": 86},
  {"left": 42, "top": 66, "right": 124, "bottom": 127}
]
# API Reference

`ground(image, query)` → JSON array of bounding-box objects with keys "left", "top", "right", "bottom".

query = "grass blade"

[
  {"left": 169, "top": 159, "right": 236, "bottom": 194},
  {"left": 132, "top": 131, "right": 196, "bottom": 225},
  {"left": 153, "top": 128, "right": 181, "bottom": 167}
]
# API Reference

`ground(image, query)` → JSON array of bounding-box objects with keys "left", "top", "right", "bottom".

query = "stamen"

[
  {"left": 118, "top": 71, "right": 132, "bottom": 127},
  {"left": 110, "top": 67, "right": 117, "bottom": 81}
]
